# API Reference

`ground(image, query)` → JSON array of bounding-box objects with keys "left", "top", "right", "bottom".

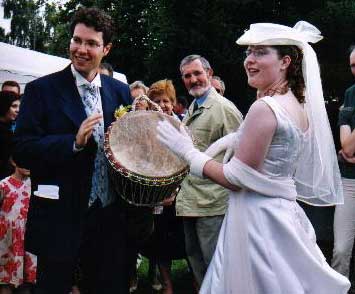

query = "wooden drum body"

[{"left": 104, "top": 111, "right": 189, "bottom": 207}]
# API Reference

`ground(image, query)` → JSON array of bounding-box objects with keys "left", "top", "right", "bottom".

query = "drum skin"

[{"left": 104, "top": 111, "right": 189, "bottom": 206}]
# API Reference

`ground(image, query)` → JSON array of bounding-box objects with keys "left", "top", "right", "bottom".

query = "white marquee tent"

[
  {"left": 0, "top": 42, "right": 70, "bottom": 93},
  {"left": 0, "top": 42, "right": 127, "bottom": 93}
]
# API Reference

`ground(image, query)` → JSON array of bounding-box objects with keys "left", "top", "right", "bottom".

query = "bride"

[{"left": 157, "top": 21, "right": 350, "bottom": 293}]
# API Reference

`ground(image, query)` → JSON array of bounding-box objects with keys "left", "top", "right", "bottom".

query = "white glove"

[
  {"left": 205, "top": 132, "right": 238, "bottom": 163},
  {"left": 157, "top": 120, "right": 211, "bottom": 177}
]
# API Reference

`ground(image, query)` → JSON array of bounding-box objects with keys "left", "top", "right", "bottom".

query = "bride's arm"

[{"left": 202, "top": 100, "right": 277, "bottom": 189}]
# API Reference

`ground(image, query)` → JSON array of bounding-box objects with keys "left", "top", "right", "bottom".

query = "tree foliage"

[
  {"left": 3, "top": 0, "right": 45, "bottom": 50},
  {"left": 1, "top": 0, "right": 355, "bottom": 112}
]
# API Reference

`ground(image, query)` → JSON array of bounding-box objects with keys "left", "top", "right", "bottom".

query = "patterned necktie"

[{"left": 82, "top": 84, "right": 108, "bottom": 206}]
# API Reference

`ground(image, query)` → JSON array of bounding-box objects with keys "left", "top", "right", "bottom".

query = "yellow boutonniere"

[{"left": 114, "top": 105, "right": 132, "bottom": 119}]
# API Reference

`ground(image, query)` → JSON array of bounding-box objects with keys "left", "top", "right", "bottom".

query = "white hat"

[{"left": 236, "top": 21, "right": 323, "bottom": 47}]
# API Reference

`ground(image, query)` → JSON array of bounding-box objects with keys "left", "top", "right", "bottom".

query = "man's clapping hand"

[{"left": 75, "top": 113, "right": 102, "bottom": 147}]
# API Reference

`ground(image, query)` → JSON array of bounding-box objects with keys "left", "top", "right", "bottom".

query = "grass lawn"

[{"left": 135, "top": 257, "right": 195, "bottom": 294}]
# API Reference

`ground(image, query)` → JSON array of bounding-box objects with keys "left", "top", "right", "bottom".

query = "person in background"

[
  {"left": 99, "top": 62, "right": 128, "bottom": 84},
  {"left": 13, "top": 7, "right": 131, "bottom": 294},
  {"left": 1, "top": 82, "right": 21, "bottom": 133},
  {"left": 0, "top": 159, "right": 36, "bottom": 294},
  {"left": 0, "top": 91, "right": 20, "bottom": 180},
  {"left": 129, "top": 81, "right": 149, "bottom": 99},
  {"left": 99, "top": 62, "right": 114, "bottom": 77},
  {"left": 332, "top": 45, "right": 355, "bottom": 280},
  {"left": 211, "top": 76, "right": 225, "bottom": 96},
  {"left": 131, "top": 94, "right": 161, "bottom": 112},
  {"left": 147, "top": 79, "right": 187, "bottom": 294},
  {"left": 171, "top": 55, "right": 243, "bottom": 289},
  {"left": 1, "top": 81, "right": 20, "bottom": 96},
  {"left": 173, "top": 96, "right": 189, "bottom": 121},
  {"left": 342, "top": 45, "right": 355, "bottom": 107},
  {"left": 126, "top": 93, "right": 162, "bottom": 293}
]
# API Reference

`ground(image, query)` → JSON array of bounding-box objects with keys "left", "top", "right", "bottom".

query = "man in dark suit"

[{"left": 13, "top": 7, "right": 131, "bottom": 294}]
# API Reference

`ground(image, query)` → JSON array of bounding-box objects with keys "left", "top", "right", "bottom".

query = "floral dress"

[{"left": 0, "top": 176, "right": 36, "bottom": 287}]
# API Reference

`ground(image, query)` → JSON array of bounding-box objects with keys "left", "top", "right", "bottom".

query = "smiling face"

[
  {"left": 151, "top": 94, "right": 174, "bottom": 115},
  {"left": 69, "top": 23, "right": 112, "bottom": 82},
  {"left": 244, "top": 46, "right": 289, "bottom": 92},
  {"left": 181, "top": 59, "right": 212, "bottom": 98}
]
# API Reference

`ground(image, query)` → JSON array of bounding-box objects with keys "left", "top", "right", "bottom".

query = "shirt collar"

[
  {"left": 71, "top": 64, "right": 102, "bottom": 88},
  {"left": 195, "top": 87, "right": 211, "bottom": 106}
]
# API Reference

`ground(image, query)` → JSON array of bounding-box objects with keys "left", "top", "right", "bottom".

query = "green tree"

[
  {"left": 62, "top": 0, "right": 175, "bottom": 83},
  {"left": 3, "top": 0, "right": 355, "bottom": 110},
  {"left": 2, "top": 0, "right": 70, "bottom": 55},
  {"left": 42, "top": 2, "right": 72, "bottom": 57},
  {"left": 3, "top": 0, "right": 46, "bottom": 50}
]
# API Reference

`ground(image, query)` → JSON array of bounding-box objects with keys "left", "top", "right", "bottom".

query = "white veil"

[{"left": 237, "top": 21, "right": 343, "bottom": 206}]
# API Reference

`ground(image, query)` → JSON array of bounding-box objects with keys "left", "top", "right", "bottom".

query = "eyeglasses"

[
  {"left": 244, "top": 48, "right": 270, "bottom": 58},
  {"left": 70, "top": 37, "right": 103, "bottom": 50}
]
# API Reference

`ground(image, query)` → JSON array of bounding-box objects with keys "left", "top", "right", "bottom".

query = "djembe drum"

[{"left": 104, "top": 111, "right": 189, "bottom": 207}]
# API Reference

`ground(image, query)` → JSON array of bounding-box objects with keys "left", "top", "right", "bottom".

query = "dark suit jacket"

[{"left": 13, "top": 65, "right": 131, "bottom": 260}]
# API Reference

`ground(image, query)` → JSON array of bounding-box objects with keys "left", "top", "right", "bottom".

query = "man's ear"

[
  {"left": 207, "top": 68, "right": 214, "bottom": 78},
  {"left": 103, "top": 43, "right": 112, "bottom": 56}
]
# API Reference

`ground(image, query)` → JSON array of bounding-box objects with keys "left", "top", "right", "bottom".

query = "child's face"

[{"left": 17, "top": 167, "right": 30, "bottom": 177}]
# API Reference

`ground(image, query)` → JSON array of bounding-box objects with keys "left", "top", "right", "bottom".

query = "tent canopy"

[
  {"left": 0, "top": 42, "right": 70, "bottom": 92},
  {"left": 0, "top": 42, "right": 127, "bottom": 93}
]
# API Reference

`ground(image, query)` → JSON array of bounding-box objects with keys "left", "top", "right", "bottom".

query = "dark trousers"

[
  {"left": 34, "top": 257, "right": 76, "bottom": 294},
  {"left": 34, "top": 200, "right": 129, "bottom": 294}
]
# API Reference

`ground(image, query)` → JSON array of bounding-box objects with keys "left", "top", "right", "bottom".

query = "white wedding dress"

[{"left": 200, "top": 97, "right": 350, "bottom": 294}]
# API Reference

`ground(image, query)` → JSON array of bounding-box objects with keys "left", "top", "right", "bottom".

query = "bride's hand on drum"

[
  {"left": 157, "top": 120, "right": 194, "bottom": 158},
  {"left": 76, "top": 113, "right": 103, "bottom": 147},
  {"left": 157, "top": 120, "right": 212, "bottom": 177}
]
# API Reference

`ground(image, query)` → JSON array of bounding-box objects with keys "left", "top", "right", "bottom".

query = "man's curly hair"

[{"left": 70, "top": 7, "right": 114, "bottom": 45}]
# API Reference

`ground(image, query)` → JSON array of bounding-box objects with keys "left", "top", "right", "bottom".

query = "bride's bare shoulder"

[{"left": 245, "top": 99, "right": 277, "bottom": 128}]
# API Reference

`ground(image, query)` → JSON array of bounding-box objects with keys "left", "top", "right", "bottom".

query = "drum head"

[{"left": 106, "top": 111, "right": 188, "bottom": 178}]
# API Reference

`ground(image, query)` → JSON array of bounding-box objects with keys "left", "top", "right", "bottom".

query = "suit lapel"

[
  {"left": 185, "top": 106, "right": 201, "bottom": 126},
  {"left": 56, "top": 66, "right": 87, "bottom": 128},
  {"left": 100, "top": 77, "right": 115, "bottom": 130}
]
